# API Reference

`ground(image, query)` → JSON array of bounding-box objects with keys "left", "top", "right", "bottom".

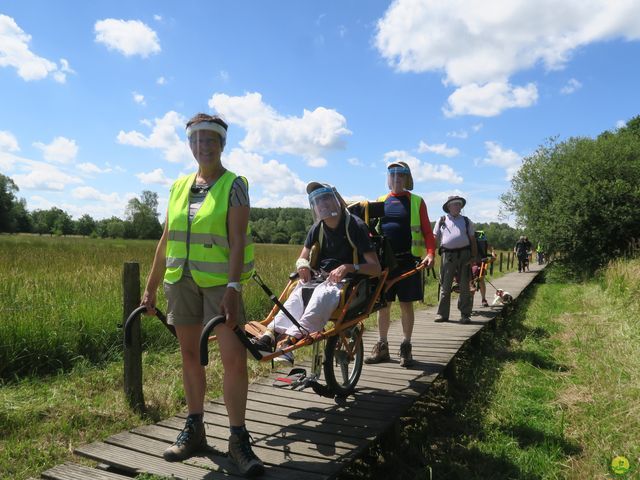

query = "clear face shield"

[
  {"left": 186, "top": 122, "right": 227, "bottom": 164},
  {"left": 308, "top": 187, "right": 341, "bottom": 223},
  {"left": 387, "top": 166, "right": 410, "bottom": 192}
]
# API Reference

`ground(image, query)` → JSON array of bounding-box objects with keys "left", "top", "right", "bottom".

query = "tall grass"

[
  {"left": 0, "top": 235, "right": 298, "bottom": 381},
  {"left": 0, "top": 235, "right": 515, "bottom": 382}
]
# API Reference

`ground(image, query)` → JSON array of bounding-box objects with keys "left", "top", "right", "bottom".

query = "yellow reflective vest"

[
  {"left": 164, "top": 171, "right": 255, "bottom": 287},
  {"left": 378, "top": 192, "right": 425, "bottom": 258}
]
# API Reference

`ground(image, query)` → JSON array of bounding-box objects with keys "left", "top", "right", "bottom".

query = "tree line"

[
  {"left": 501, "top": 115, "right": 640, "bottom": 277},
  {"left": 1, "top": 173, "right": 522, "bottom": 249}
]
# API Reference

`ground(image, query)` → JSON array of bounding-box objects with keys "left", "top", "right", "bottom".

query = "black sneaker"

[
  {"left": 399, "top": 341, "right": 413, "bottom": 368},
  {"left": 250, "top": 332, "right": 274, "bottom": 355},
  {"left": 163, "top": 416, "right": 207, "bottom": 462},
  {"left": 228, "top": 431, "right": 265, "bottom": 477}
]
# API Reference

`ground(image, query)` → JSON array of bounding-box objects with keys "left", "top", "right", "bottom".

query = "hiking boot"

[
  {"left": 399, "top": 341, "right": 413, "bottom": 368},
  {"left": 228, "top": 431, "right": 265, "bottom": 477},
  {"left": 460, "top": 315, "right": 471, "bottom": 324},
  {"left": 364, "top": 340, "right": 390, "bottom": 364},
  {"left": 163, "top": 416, "right": 207, "bottom": 462},
  {"left": 434, "top": 315, "right": 448, "bottom": 323}
]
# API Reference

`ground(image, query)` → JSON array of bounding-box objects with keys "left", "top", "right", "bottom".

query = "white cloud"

[
  {"left": 209, "top": 92, "right": 351, "bottom": 167},
  {"left": 219, "top": 70, "right": 230, "bottom": 82},
  {"left": 347, "top": 157, "right": 364, "bottom": 166},
  {"left": 13, "top": 160, "right": 83, "bottom": 191},
  {"left": 224, "top": 148, "right": 307, "bottom": 198},
  {"left": 33, "top": 136, "right": 79, "bottom": 164},
  {"left": 482, "top": 141, "right": 522, "bottom": 180},
  {"left": 472, "top": 123, "right": 483, "bottom": 132},
  {"left": 560, "top": 78, "right": 582, "bottom": 94},
  {"left": 77, "top": 162, "right": 111, "bottom": 174},
  {"left": 384, "top": 150, "right": 463, "bottom": 184},
  {"left": 417, "top": 141, "right": 460, "bottom": 157},
  {"left": 447, "top": 129, "right": 468, "bottom": 139},
  {"left": 0, "top": 130, "right": 20, "bottom": 152},
  {"left": 117, "top": 111, "right": 192, "bottom": 164},
  {"left": 616, "top": 119, "right": 626, "bottom": 129},
  {"left": 132, "top": 91, "right": 146, "bottom": 105},
  {"left": 338, "top": 25, "right": 348, "bottom": 38},
  {"left": 136, "top": 168, "right": 173, "bottom": 186},
  {"left": 375, "top": 1, "right": 640, "bottom": 116},
  {"left": 72, "top": 186, "right": 121, "bottom": 203},
  {"left": 94, "top": 19, "right": 161, "bottom": 58},
  {"left": 153, "top": 14, "right": 163, "bottom": 22},
  {"left": 444, "top": 82, "right": 538, "bottom": 117},
  {"left": 156, "top": 76, "right": 166, "bottom": 85},
  {"left": 0, "top": 14, "right": 69, "bottom": 82}
]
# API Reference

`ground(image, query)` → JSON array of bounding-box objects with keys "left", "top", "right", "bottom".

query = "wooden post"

[
  {"left": 507, "top": 252, "right": 511, "bottom": 270},
  {"left": 123, "top": 262, "right": 144, "bottom": 412},
  {"left": 489, "top": 257, "right": 494, "bottom": 276},
  {"left": 499, "top": 252, "right": 503, "bottom": 272}
]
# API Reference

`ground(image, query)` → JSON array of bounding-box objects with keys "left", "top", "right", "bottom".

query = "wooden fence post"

[
  {"left": 507, "top": 252, "right": 511, "bottom": 270},
  {"left": 123, "top": 262, "right": 144, "bottom": 412},
  {"left": 499, "top": 252, "right": 503, "bottom": 273}
]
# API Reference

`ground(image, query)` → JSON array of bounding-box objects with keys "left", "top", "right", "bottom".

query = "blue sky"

[{"left": 1, "top": 1, "right": 640, "bottom": 224}]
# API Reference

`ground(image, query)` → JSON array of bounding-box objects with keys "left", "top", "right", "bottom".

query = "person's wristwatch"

[
  {"left": 353, "top": 264, "right": 360, "bottom": 272},
  {"left": 227, "top": 282, "right": 242, "bottom": 292}
]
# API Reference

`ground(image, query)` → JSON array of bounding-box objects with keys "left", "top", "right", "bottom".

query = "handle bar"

[
  {"left": 199, "top": 315, "right": 263, "bottom": 366},
  {"left": 123, "top": 305, "right": 175, "bottom": 347}
]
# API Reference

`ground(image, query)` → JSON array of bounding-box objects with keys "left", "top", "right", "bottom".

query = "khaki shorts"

[{"left": 164, "top": 276, "right": 247, "bottom": 326}]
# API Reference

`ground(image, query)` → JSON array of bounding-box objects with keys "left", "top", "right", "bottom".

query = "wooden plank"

[
  {"left": 41, "top": 462, "right": 133, "bottom": 480},
  {"left": 75, "top": 441, "right": 239, "bottom": 479},
  {"left": 208, "top": 398, "right": 390, "bottom": 431},
  {"left": 134, "top": 421, "right": 354, "bottom": 461},
  {"left": 201, "top": 403, "right": 375, "bottom": 440},
  {"left": 104, "top": 431, "right": 334, "bottom": 478}
]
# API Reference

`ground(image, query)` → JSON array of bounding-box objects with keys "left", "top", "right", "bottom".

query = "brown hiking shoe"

[
  {"left": 163, "top": 416, "right": 207, "bottom": 462},
  {"left": 399, "top": 341, "right": 413, "bottom": 368},
  {"left": 229, "top": 431, "right": 265, "bottom": 477},
  {"left": 364, "top": 340, "right": 390, "bottom": 364}
]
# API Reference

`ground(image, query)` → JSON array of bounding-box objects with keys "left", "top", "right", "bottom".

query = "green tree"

[
  {"left": 75, "top": 214, "right": 96, "bottom": 236},
  {"left": 0, "top": 174, "right": 19, "bottom": 232},
  {"left": 125, "top": 190, "right": 163, "bottom": 239},
  {"left": 502, "top": 117, "right": 640, "bottom": 277}
]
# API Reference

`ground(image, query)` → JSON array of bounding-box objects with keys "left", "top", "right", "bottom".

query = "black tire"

[{"left": 323, "top": 326, "right": 364, "bottom": 397}]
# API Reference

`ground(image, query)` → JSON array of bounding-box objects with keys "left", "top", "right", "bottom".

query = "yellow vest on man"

[
  {"left": 378, "top": 192, "right": 425, "bottom": 258},
  {"left": 165, "top": 171, "right": 254, "bottom": 287}
]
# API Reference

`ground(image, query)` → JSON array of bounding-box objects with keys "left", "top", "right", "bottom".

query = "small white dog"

[{"left": 491, "top": 289, "right": 513, "bottom": 306}]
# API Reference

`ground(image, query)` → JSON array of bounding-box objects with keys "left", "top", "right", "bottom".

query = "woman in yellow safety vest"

[{"left": 141, "top": 113, "right": 263, "bottom": 476}]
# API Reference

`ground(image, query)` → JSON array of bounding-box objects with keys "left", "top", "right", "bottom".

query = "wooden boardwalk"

[{"left": 39, "top": 265, "right": 543, "bottom": 480}]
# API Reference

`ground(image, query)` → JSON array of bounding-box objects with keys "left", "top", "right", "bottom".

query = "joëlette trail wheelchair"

[{"left": 124, "top": 201, "right": 425, "bottom": 399}]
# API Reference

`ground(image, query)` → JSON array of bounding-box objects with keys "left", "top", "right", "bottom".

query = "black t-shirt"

[
  {"left": 304, "top": 213, "right": 375, "bottom": 273},
  {"left": 515, "top": 240, "right": 528, "bottom": 256}
]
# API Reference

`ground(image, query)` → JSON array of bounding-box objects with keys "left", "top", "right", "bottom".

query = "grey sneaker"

[
  {"left": 460, "top": 316, "right": 471, "bottom": 324},
  {"left": 228, "top": 431, "right": 265, "bottom": 477},
  {"left": 434, "top": 315, "right": 448, "bottom": 323},
  {"left": 399, "top": 341, "right": 413, "bottom": 368},
  {"left": 163, "top": 416, "right": 207, "bottom": 462},
  {"left": 364, "top": 340, "right": 390, "bottom": 364}
]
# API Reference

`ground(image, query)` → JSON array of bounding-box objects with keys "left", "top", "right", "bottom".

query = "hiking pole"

[{"left": 252, "top": 272, "right": 310, "bottom": 337}]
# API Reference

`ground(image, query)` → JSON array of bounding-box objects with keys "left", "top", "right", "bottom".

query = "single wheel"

[{"left": 323, "top": 325, "right": 364, "bottom": 397}]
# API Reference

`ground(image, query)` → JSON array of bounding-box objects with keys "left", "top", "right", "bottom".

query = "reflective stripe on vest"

[
  {"left": 164, "top": 171, "right": 255, "bottom": 287},
  {"left": 378, "top": 192, "right": 425, "bottom": 258}
]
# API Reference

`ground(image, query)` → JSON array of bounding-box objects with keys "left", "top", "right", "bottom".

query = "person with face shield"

[
  {"left": 140, "top": 113, "right": 263, "bottom": 476},
  {"left": 251, "top": 182, "right": 381, "bottom": 363},
  {"left": 365, "top": 161, "right": 436, "bottom": 367}
]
